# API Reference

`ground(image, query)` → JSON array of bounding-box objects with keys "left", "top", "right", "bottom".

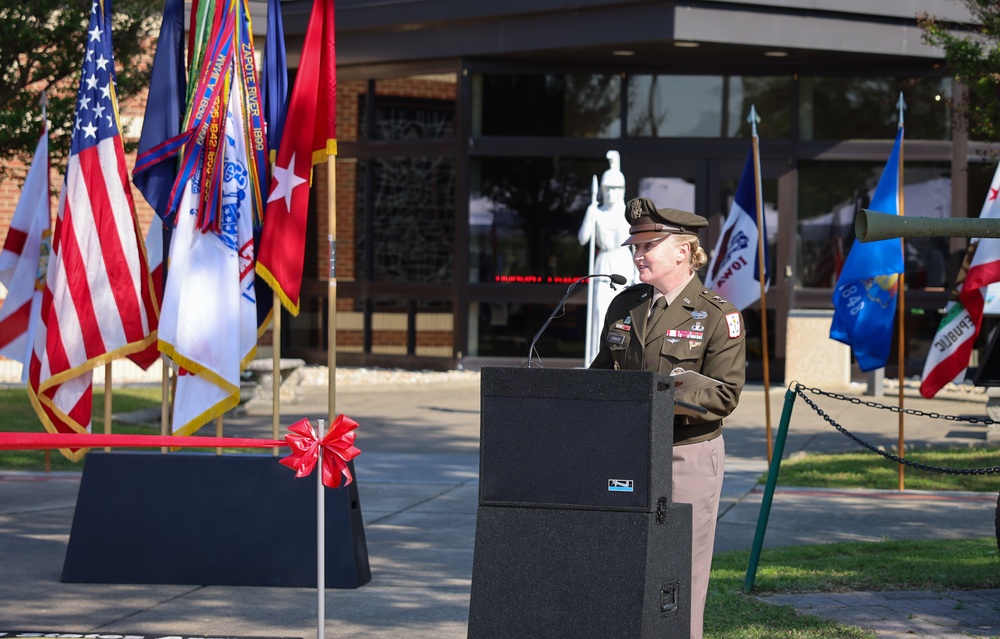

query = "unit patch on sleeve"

[{"left": 726, "top": 312, "right": 742, "bottom": 338}]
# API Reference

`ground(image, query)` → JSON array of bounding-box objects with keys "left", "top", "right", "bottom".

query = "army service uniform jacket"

[{"left": 589, "top": 277, "right": 746, "bottom": 446}]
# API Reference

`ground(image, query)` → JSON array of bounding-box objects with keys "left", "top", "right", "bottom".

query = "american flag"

[{"left": 28, "top": 0, "right": 158, "bottom": 459}]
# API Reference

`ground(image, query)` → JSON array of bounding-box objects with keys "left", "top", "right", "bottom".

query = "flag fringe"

[
  {"left": 27, "top": 384, "right": 93, "bottom": 463},
  {"left": 171, "top": 393, "right": 239, "bottom": 438},
  {"left": 311, "top": 140, "right": 337, "bottom": 166},
  {"left": 158, "top": 341, "right": 240, "bottom": 397},
  {"left": 35, "top": 332, "right": 158, "bottom": 393},
  {"left": 255, "top": 262, "right": 301, "bottom": 316}
]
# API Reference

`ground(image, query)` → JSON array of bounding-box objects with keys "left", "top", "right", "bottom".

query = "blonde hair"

[{"left": 675, "top": 233, "right": 709, "bottom": 270}]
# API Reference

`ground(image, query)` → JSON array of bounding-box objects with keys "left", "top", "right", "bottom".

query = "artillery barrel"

[{"left": 856, "top": 209, "right": 1000, "bottom": 242}]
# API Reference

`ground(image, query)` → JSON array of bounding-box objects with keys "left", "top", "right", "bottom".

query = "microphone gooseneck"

[{"left": 526, "top": 273, "right": 627, "bottom": 367}]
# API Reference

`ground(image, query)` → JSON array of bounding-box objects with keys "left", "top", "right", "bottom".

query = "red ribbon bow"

[{"left": 280, "top": 415, "right": 361, "bottom": 489}]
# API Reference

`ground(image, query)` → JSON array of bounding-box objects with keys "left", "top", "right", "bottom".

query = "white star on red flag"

[{"left": 267, "top": 152, "right": 308, "bottom": 212}]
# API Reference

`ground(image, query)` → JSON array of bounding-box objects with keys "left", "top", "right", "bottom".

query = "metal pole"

[
  {"left": 897, "top": 120, "right": 906, "bottom": 492},
  {"left": 316, "top": 419, "right": 325, "bottom": 639},
  {"left": 104, "top": 363, "right": 112, "bottom": 453},
  {"left": 327, "top": 156, "right": 337, "bottom": 432},
  {"left": 744, "top": 386, "right": 797, "bottom": 592},
  {"left": 272, "top": 289, "right": 281, "bottom": 456},
  {"left": 749, "top": 106, "right": 773, "bottom": 463}
]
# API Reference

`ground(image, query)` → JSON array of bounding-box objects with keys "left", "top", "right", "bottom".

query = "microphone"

[{"left": 526, "top": 273, "right": 628, "bottom": 367}]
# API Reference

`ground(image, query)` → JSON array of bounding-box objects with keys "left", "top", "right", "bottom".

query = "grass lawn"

[
  {"left": 774, "top": 447, "right": 1000, "bottom": 492},
  {"left": 707, "top": 538, "right": 1000, "bottom": 638}
]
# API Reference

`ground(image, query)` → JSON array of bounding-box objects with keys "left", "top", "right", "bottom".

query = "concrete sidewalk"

[{"left": 0, "top": 373, "right": 998, "bottom": 638}]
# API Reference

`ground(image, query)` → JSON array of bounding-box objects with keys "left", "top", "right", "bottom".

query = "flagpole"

[
  {"left": 161, "top": 359, "right": 170, "bottom": 453},
  {"left": 896, "top": 92, "right": 906, "bottom": 492},
  {"left": 104, "top": 363, "right": 112, "bottom": 453},
  {"left": 584, "top": 175, "right": 597, "bottom": 366},
  {"left": 41, "top": 90, "right": 53, "bottom": 470},
  {"left": 272, "top": 289, "right": 281, "bottom": 455},
  {"left": 748, "top": 106, "right": 773, "bottom": 463},
  {"left": 327, "top": 156, "right": 337, "bottom": 431}
]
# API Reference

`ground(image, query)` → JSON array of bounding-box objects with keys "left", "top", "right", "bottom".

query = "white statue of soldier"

[{"left": 578, "top": 150, "right": 638, "bottom": 366}]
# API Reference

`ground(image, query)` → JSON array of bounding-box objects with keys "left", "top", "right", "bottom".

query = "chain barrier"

[{"left": 792, "top": 382, "right": 1000, "bottom": 476}]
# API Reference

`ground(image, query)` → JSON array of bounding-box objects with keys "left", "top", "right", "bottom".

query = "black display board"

[{"left": 62, "top": 452, "right": 370, "bottom": 588}]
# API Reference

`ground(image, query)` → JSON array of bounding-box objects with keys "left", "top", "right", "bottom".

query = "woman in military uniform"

[{"left": 590, "top": 196, "right": 746, "bottom": 639}]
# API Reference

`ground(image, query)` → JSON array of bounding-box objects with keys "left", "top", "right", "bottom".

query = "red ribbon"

[
  {"left": 0, "top": 432, "right": 286, "bottom": 450},
  {"left": 0, "top": 415, "right": 362, "bottom": 490},
  {"left": 279, "top": 415, "right": 361, "bottom": 489}
]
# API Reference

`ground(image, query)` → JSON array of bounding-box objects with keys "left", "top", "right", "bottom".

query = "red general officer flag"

[{"left": 256, "top": 0, "right": 336, "bottom": 316}]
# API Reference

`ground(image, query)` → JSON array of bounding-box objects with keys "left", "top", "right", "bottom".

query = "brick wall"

[{"left": 0, "top": 72, "right": 459, "bottom": 361}]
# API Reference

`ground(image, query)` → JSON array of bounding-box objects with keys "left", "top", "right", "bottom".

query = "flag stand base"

[{"left": 61, "top": 451, "right": 371, "bottom": 588}]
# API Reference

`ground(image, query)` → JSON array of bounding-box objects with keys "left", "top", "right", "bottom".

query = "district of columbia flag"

[
  {"left": 256, "top": 0, "right": 336, "bottom": 316},
  {"left": 830, "top": 127, "right": 904, "bottom": 372},
  {"left": 158, "top": 78, "right": 259, "bottom": 435},
  {"left": 0, "top": 130, "right": 51, "bottom": 379},
  {"left": 920, "top": 161, "right": 1000, "bottom": 397},
  {"left": 28, "top": 0, "right": 159, "bottom": 459},
  {"left": 705, "top": 149, "right": 769, "bottom": 310}
]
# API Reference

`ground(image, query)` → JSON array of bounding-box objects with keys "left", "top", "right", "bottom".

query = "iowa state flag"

[
  {"left": 705, "top": 149, "right": 769, "bottom": 310},
  {"left": 830, "top": 128, "right": 904, "bottom": 372},
  {"left": 256, "top": 0, "right": 336, "bottom": 316}
]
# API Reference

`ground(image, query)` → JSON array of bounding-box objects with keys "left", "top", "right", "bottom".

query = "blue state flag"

[
  {"left": 261, "top": 0, "right": 289, "bottom": 156},
  {"left": 830, "top": 128, "right": 904, "bottom": 371},
  {"left": 132, "top": 0, "right": 186, "bottom": 221},
  {"left": 254, "top": 0, "right": 289, "bottom": 334}
]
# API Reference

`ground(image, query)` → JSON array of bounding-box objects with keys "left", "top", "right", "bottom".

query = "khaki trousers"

[{"left": 671, "top": 435, "right": 725, "bottom": 639}]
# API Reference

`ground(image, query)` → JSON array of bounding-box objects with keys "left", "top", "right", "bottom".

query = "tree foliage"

[
  {"left": 0, "top": 0, "right": 163, "bottom": 183},
  {"left": 919, "top": 1, "right": 1000, "bottom": 142}
]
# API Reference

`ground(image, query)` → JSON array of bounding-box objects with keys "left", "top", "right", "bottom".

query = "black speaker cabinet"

[
  {"left": 62, "top": 451, "right": 371, "bottom": 588},
  {"left": 479, "top": 366, "right": 675, "bottom": 512},
  {"left": 469, "top": 367, "right": 692, "bottom": 639}
]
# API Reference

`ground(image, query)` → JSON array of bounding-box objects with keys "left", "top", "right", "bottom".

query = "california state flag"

[
  {"left": 158, "top": 80, "right": 258, "bottom": 435},
  {"left": 920, "top": 163, "right": 1000, "bottom": 397},
  {"left": 0, "top": 130, "right": 51, "bottom": 376}
]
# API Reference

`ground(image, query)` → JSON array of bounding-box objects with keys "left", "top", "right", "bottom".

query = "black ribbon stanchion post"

[
  {"left": 744, "top": 382, "right": 1000, "bottom": 592},
  {"left": 743, "top": 385, "right": 797, "bottom": 592}
]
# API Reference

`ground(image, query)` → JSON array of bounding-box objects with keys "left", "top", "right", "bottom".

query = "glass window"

[
  {"left": 359, "top": 94, "right": 456, "bottom": 140},
  {"left": 469, "top": 156, "right": 611, "bottom": 284},
  {"left": 799, "top": 76, "right": 951, "bottom": 140},
  {"left": 627, "top": 75, "right": 723, "bottom": 137},
  {"left": 726, "top": 76, "right": 793, "bottom": 138},
  {"left": 796, "top": 160, "right": 951, "bottom": 289},
  {"left": 470, "top": 301, "right": 586, "bottom": 359},
  {"left": 475, "top": 73, "right": 621, "bottom": 137},
  {"left": 355, "top": 155, "right": 455, "bottom": 282}
]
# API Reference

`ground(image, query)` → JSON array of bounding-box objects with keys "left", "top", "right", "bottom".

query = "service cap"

[{"left": 621, "top": 197, "right": 708, "bottom": 246}]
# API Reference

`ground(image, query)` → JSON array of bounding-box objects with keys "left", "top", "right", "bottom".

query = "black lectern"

[{"left": 468, "top": 367, "right": 692, "bottom": 639}]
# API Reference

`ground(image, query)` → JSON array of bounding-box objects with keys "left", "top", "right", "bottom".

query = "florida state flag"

[{"left": 256, "top": 0, "right": 336, "bottom": 316}]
